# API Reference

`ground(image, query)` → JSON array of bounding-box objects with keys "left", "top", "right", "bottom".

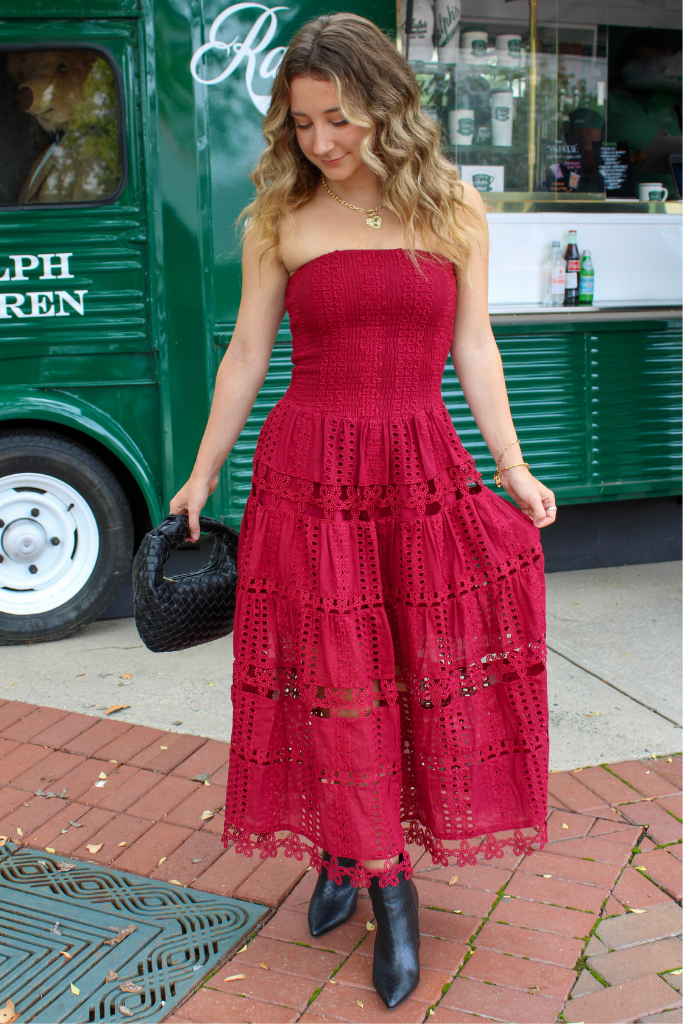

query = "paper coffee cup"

[
  {"left": 638, "top": 182, "right": 668, "bottom": 202},
  {"left": 435, "top": 0, "right": 461, "bottom": 62},
  {"left": 490, "top": 91, "right": 513, "bottom": 146},
  {"left": 449, "top": 109, "right": 474, "bottom": 145},
  {"left": 462, "top": 30, "right": 488, "bottom": 63},
  {"left": 496, "top": 34, "right": 522, "bottom": 64}
]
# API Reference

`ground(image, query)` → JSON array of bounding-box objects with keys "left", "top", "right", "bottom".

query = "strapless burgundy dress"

[{"left": 222, "top": 249, "right": 548, "bottom": 886}]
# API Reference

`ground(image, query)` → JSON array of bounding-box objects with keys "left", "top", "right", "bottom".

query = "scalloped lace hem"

[{"left": 221, "top": 819, "right": 548, "bottom": 888}]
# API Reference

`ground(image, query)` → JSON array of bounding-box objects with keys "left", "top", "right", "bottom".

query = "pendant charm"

[{"left": 366, "top": 214, "right": 382, "bottom": 229}]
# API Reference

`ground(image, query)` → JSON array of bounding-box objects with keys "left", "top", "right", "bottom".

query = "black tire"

[{"left": 0, "top": 429, "right": 134, "bottom": 644}]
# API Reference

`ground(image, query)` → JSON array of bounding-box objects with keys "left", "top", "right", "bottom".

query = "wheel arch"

[{"left": 0, "top": 390, "right": 163, "bottom": 546}]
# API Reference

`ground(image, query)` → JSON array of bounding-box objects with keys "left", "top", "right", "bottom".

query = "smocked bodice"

[{"left": 284, "top": 248, "right": 457, "bottom": 418}]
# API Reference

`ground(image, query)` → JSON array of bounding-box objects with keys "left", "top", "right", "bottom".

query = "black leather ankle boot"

[
  {"left": 368, "top": 857, "right": 420, "bottom": 1008},
  {"left": 308, "top": 851, "right": 359, "bottom": 937}
]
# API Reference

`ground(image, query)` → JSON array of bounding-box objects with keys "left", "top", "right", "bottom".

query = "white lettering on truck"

[
  {"left": 0, "top": 253, "right": 86, "bottom": 317},
  {"left": 0, "top": 253, "right": 74, "bottom": 281},
  {"left": 190, "top": 3, "right": 288, "bottom": 114},
  {"left": 0, "top": 291, "right": 88, "bottom": 318}
]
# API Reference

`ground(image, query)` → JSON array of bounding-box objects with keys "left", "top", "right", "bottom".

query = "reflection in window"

[{"left": 0, "top": 49, "right": 122, "bottom": 206}]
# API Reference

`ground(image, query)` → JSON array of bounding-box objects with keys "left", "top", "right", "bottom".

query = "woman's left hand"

[{"left": 500, "top": 465, "right": 557, "bottom": 528}]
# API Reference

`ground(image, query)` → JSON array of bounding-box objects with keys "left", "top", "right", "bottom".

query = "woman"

[{"left": 171, "top": 13, "right": 556, "bottom": 1009}]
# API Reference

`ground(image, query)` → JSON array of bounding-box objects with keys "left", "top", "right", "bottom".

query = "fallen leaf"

[
  {"left": 0, "top": 1000, "right": 18, "bottom": 1024},
  {"left": 86, "top": 843, "right": 104, "bottom": 854},
  {"left": 45, "top": 847, "right": 56, "bottom": 853},
  {"left": 119, "top": 981, "right": 144, "bottom": 993},
  {"left": 16, "top": 828, "right": 23, "bottom": 836},
  {"left": 668, "top": 757, "right": 673, "bottom": 762},
  {"left": 669, "top": 968, "right": 683, "bottom": 975},
  {"left": 366, "top": 920, "right": 375, "bottom": 931},
  {"left": 329, "top": 978, "right": 337, "bottom": 984},
  {"left": 428, "top": 1010, "right": 434, "bottom": 1017},
  {"left": 192, "top": 858, "right": 203, "bottom": 863},
  {"left": 70, "top": 983, "right": 80, "bottom": 995},
  {"left": 0, "top": 837, "right": 9, "bottom": 847},
  {"left": 160, "top": 746, "right": 168, "bottom": 749},
  {"left": 56, "top": 861, "right": 75, "bottom": 872},
  {"left": 104, "top": 924, "right": 137, "bottom": 945},
  {"left": 75, "top": 673, "right": 85, "bottom": 677},
  {"left": 191, "top": 773, "right": 211, "bottom": 783},
  {"left": 169, "top": 879, "right": 182, "bottom": 885},
  {"left": 158, "top": 857, "right": 167, "bottom": 866},
  {"left": 573, "top": 767, "right": 583, "bottom": 772},
  {"left": 636, "top": 865, "right": 647, "bottom": 871},
  {"left": 200, "top": 810, "right": 215, "bottom": 820},
  {"left": 98, "top": 772, "right": 107, "bottom": 780},
  {"left": 104, "top": 704, "right": 130, "bottom": 715},
  {"left": 631, "top": 908, "right": 647, "bottom": 914},
  {"left": 224, "top": 974, "right": 247, "bottom": 982},
  {"left": 118, "top": 842, "right": 126, "bottom": 847},
  {"left": 60, "top": 951, "right": 72, "bottom": 960},
  {"left": 236, "top": 945, "right": 247, "bottom": 953},
  {"left": 118, "top": 1007, "right": 134, "bottom": 1018},
  {"left": 448, "top": 875, "right": 458, "bottom": 885},
  {"left": 542, "top": 874, "right": 552, "bottom": 878},
  {"left": 67, "top": 820, "right": 83, "bottom": 828},
  {"left": 529, "top": 985, "right": 541, "bottom": 995},
  {"left": 454, "top": 909, "right": 462, "bottom": 914},
  {"left": 207, "top": 682, "right": 215, "bottom": 686},
  {"left": 259, "top": 963, "right": 269, "bottom": 970},
  {"left": 356, "top": 1000, "right": 364, "bottom": 1008},
  {"left": 105, "top": 970, "right": 118, "bottom": 982},
  {"left": 120, "top": 674, "right": 132, "bottom": 680},
  {"left": 572, "top": 601, "right": 579, "bottom": 605},
  {"left": 562, "top": 823, "right": 569, "bottom": 829},
  {"left": 172, "top": 720, "right": 182, "bottom": 726}
]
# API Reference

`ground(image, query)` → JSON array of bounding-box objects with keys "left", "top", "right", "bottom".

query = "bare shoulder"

[
  {"left": 458, "top": 181, "right": 489, "bottom": 234},
  {"left": 241, "top": 228, "right": 288, "bottom": 299}
]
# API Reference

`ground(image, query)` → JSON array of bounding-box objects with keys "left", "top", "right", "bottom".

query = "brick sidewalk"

[{"left": 0, "top": 698, "right": 680, "bottom": 1024}]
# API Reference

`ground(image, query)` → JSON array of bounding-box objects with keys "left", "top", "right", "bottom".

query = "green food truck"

[{"left": 0, "top": 0, "right": 681, "bottom": 644}]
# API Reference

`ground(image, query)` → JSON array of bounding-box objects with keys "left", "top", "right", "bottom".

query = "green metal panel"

[{"left": 219, "top": 316, "right": 682, "bottom": 529}]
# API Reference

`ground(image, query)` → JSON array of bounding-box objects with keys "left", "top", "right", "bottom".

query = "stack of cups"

[
  {"left": 434, "top": 0, "right": 461, "bottom": 62},
  {"left": 496, "top": 34, "right": 522, "bottom": 65},
  {"left": 461, "top": 30, "right": 488, "bottom": 63},
  {"left": 490, "top": 89, "right": 514, "bottom": 146},
  {"left": 400, "top": 0, "right": 435, "bottom": 61},
  {"left": 448, "top": 108, "right": 474, "bottom": 146}
]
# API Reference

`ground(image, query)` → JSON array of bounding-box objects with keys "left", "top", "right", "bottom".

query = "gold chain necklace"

[{"left": 320, "top": 175, "right": 383, "bottom": 229}]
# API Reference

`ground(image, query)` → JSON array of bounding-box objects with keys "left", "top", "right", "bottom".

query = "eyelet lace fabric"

[{"left": 222, "top": 249, "right": 549, "bottom": 886}]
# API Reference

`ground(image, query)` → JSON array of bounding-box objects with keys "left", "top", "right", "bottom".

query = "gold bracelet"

[
  {"left": 494, "top": 461, "right": 530, "bottom": 487},
  {"left": 495, "top": 438, "right": 519, "bottom": 471}
]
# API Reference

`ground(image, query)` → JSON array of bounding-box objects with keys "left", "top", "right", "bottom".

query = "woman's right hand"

[{"left": 169, "top": 474, "right": 217, "bottom": 542}]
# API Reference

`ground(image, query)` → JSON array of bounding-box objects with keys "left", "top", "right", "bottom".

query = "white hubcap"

[{"left": 0, "top": 473, "right": 100, "bottom": 615}]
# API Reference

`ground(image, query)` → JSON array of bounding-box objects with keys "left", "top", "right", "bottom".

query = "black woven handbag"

[{"left": 132, "top": 513, "right": 238, "bottom": 653}]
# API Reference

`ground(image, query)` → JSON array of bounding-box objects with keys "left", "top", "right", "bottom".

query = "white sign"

[{"left": 191, "top": 3, "right": 289, "bottom": 115}]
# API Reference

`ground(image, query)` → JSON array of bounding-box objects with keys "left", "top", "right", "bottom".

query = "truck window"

[{"left": 0, "top": 48, "right": 123, "bottom": 206}]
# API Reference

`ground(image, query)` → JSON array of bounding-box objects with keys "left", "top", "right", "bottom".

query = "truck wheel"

[{"left": 0, "top": 430, "right": 134, "bottom": 644}]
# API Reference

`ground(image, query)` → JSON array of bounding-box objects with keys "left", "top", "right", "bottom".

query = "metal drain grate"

[{"left": 0, "top": 841, "right": 267, "bottom": 1023}]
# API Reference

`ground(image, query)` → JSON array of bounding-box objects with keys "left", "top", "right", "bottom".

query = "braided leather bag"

[{"left": 132, "top": 513, "right": 238, "bottom": 652}]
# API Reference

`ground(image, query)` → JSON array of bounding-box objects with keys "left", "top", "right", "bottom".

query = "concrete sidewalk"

[
  {"left": 0, "top": 698, "right": 680, "bottom": 1024},
  {"left": 2, "top": 562, "right": 681, "bottom": 771}
]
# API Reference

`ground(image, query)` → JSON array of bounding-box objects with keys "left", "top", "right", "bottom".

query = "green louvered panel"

[
  {"left": 219, "top": 318, "right": 681, "bottom": 529},
  {"left": 443, "top": 321, "right": 589, "bottom": 497},
  {"left": 589, "top": 320, "right": 682, "bottom": 492}
]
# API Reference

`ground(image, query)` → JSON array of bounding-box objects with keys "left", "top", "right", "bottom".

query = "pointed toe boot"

[
  {"left": 368, "top": 858, "right": 420, "bottom": 1008},
  {"left": 308, "top": 851, "right": 359, "bottom": 938}
]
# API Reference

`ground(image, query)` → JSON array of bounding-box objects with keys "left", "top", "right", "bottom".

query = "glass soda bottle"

[
  {"left": 546, "top": 241, "right": 565, "bottom": 307},
  {"left": 579, "top": 250, "right": 594, "bottom": 305},
  {"left": 563, "top": 230, "right": 580, "bottom": 306}
]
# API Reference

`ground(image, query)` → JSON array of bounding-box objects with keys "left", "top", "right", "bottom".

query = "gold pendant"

[{"left": 366, "top": 214, "right": 382, "bottom": 229}]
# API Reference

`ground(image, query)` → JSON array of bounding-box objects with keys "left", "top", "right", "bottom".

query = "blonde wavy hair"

[{"left": 241, "top": 12, "right": 484, "bottom": 274}]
